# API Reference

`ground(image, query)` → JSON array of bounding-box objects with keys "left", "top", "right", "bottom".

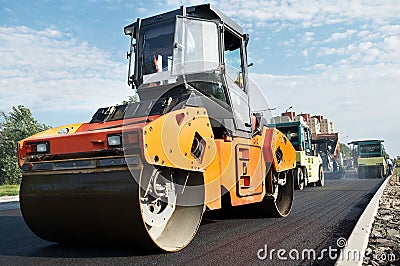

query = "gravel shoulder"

[{"left": 363, "top": 173, "right": 400, "bottom": 266}]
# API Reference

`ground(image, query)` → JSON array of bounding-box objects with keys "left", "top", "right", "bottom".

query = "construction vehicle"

[
  {"left": 17, "top": 4, "right": 297, "bottom": 252},
  {"left": 348, "top": 140, "right": 387, "bottom": 178},
  {"left": 271, "top": 119, "right": 324, "bottom": 190},
  {"left": 312, "top": 133, "right": 340, "bottom": 172},
  {"left": 313, "top": 133, "right": 346, "bottom": 179}
]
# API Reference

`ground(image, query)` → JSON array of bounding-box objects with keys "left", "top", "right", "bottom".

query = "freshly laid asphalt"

[{"left": 0, "top": 177, "right": 383, "bottom": 266}]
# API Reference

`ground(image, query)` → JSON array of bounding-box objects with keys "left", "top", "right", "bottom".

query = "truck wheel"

[
  {"left": 316, "top": 166, "right": 324, "bottom": 186},
  {"left": 303, "top": 168, "right": 313, "bottom": 187},
  {"left": 294, "top": 167, "right": 304, "bottom": 190},
  {"left": 303, "top": 168, "right": 308, "bottom": 187},
  {"left": 306, "top": 168, "right": 315, "bottom": 187}
]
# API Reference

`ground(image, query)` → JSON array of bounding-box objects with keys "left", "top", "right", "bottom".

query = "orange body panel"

[
  {"left": 17, "top": 116, "right": 153, "bottom": 167},
  {"left": 203, "top": 126, "right": 296, "bottom": 209},
  {"left": 263, "top": 127, "right": 297, "bottom": 172},
  {"left": 224, "top": 137, "right": 266, "bottom": 207},
  {"left": 203, "top": 142, "right": 222, "bottom": 209}
]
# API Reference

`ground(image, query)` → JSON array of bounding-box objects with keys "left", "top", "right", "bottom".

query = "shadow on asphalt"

[
  {"left": 0, "top": 211, "right": 164, "bottom": 258},
  {"left": 203, "top": 206, "right": 285, "bottom": 221},
  {"left": 24, "top": 243, "right": 162, "bottom": 258}
]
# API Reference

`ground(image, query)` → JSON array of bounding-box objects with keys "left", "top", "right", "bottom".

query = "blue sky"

[{"left": 1, "top": 0, "right": 399, "bottom": 156}]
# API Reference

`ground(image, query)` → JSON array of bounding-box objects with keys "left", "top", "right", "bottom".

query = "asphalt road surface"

[{"left": 0, "top": 177, "right": 383, "bottom": 266}]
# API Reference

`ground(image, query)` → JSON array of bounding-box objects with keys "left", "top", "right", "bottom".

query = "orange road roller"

[{"left": 18, "top": 4, "right": 297, "bottom": 252}]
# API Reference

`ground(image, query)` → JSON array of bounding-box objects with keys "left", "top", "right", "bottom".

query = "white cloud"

[
  {"left": 383, "top": 36, "right": 400, "bottom": 51},
  {"left": 302, "top": 21, "right": 312, "bottom": 28},
  {"left": 318, "top": 47, "right": 346, "bottom": 56},
  {"left": 313, "top": 64, "right": 326, "bottom": 70},
  {"left": 379, "top": 24, "right": 400, "bottom": 36},
  {"left": 357, "top": 30, "right": 370, "bottom": 39},
  {"left": 0, "top": 26, "right": 129, "bottom": 118},
  {"left": 325, "top": 29, "right": 357, "bottom": 42},
  {"left": 303, "top": 32, "right": 314, "bottom": 42},
  {"left": 137, "top": 7, "right": 148, "bottom": 13},
  {"left": 315, "top": 23, "right": 400, "bottom": 66},
  {"left": 381, "top": 36, "right": 400, "bottom": 62},
  {"left": 279, "top": 38, "right": 296, "bottom": 46}
]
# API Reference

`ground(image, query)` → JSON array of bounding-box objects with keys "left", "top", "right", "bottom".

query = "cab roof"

[
  {"left": 124, "top": 4, "right": 244, "bottom": 36},
  {"left": 348, "top": 140, "right": 384, "bottom": 145}
]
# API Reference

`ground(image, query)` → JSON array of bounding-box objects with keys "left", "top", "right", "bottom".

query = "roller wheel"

[
  {"left": 316, "top": 166, "right": 324, "bottom": 186},
  {"left": 250, "top": 169, "right": 294, "bottom": 218},
  {"left": 20, "top": 164, "right": 204, "bottom": 252},
  {"left": 139, "top": 166, "right": 204, "bottom": 251},
  {"left": 294, "top": 167, "right": 305, "bottom": 190}
]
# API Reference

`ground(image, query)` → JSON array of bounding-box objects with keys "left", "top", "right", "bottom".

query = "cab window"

[
  {"left": 224, "top": 29, "right": 244, "bottom": 89},
  {"left": 141, "top": 22, "right": 175, "bottom": 77}
]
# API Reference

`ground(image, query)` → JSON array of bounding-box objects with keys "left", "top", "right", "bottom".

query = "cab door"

[{"left": 223, "top": 27, "right": 251, "bottom": 134}]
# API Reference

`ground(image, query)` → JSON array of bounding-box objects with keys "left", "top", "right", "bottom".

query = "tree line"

[{"left": 0, "top": 105, "right": 50, "bottom": 185}]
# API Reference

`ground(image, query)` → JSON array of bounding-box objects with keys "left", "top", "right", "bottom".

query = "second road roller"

[{"left": 17, "top": 4, "right": 297, "bottom": 252}]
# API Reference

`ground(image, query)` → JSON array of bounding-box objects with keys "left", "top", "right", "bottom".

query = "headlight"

[
  {"left": 36, "top": 143, "right": 48, "bottom": 153},
  {"left": 26, "top": 142, "right": 49, "bottom": 154},
  {"left": 107, "top": 135, "right": 122, "bottom": 147}
]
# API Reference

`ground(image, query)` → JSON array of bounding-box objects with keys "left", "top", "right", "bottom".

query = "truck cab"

[{"left": 271, "top": 120, "right": 324, "bottom": 190}]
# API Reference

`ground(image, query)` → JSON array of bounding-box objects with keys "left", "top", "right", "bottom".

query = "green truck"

[
  {"left": 348, "top": 140, "right": 387, "bottom": 178},
  {"left": 272, "top": 120, "right": 324, "bottom": 190}
]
